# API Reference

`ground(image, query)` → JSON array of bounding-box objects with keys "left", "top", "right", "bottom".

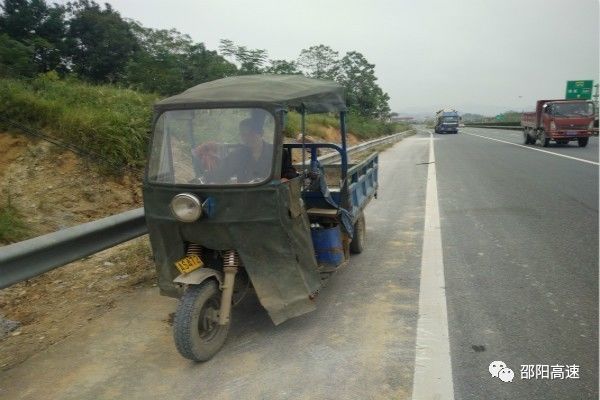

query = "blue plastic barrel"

[{"left": 311, "top": 225, "right": 344, "bottom": 267}]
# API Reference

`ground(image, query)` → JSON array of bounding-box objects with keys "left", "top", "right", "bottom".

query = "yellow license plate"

[{"left": 175, "top": 255, "right": 203, "bottom": 274}]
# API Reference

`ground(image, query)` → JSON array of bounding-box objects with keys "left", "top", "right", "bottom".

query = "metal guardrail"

[
  {"left": 0, "top": 129, "right": 413, "bottom": 289},
  {"left": 319, "top": 129, "right": 414, "bottom": 164},
  {"left": 0, "top": 209, "right": 146, "bottom": 289}
]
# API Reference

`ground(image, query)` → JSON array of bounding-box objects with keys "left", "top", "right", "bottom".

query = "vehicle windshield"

[
  {"left": 443, "top": 116, "right": 459, "bottom": 123},
  {"left": 148, "top": 108, "right": 275, "bottom": 185},
  {"left": 552, "top": 102, "right": 594, "bottom": 117}
]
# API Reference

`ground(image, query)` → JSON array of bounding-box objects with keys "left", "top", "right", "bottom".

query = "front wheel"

[
  {"left": 173, "top": 280, "right": 229, "bottom": 362},
  {"left": 350, "top": 212, "right": 366, "bottom": 254},
  {"left": 578, "top": 137, "right": 589, "bottom": 147}
]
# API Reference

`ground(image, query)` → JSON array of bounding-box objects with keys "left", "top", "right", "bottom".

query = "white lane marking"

[
  {"left": 464, "top": 131, "right": 599, "bottom": 166},
  {"left": 411, "top": 133, "right": 455, "bottom": 400}
]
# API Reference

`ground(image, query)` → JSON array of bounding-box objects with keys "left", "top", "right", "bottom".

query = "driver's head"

[{"left": 239, "top": 118, "right": 263, "bottom": 146}]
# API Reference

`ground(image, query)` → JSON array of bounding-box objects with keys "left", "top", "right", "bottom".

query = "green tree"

[
  {"left": 31, "top": 4, "right": 66, "bottom": 72},
  {"left": 66, "top": 0, "right": 137, "bottom": 82},
  {"left": 184, "top": 42, "right": 236, "bottom": 87},
  {"left": 125, "top": 25, "right": 193, "bottom": 94},
  {"left": 219, "top": 39, "right": 267, "bottom": 74},
  {"left": 125, "top": 25, "right": 235, "bottom": 95},
  {"left": 0, "top": 0, "right": 67, "bottom": 73},
  {"left": 296, "top": 44, "right": 339, "bottom": 80},
  {"left": 0, "top": 33, "right": 35, "bottom": 77},
  {"left": 0, "top": 0, "right": 48, "bottom": 40},
  {"left": 337, "top": 51, "right": 390, "bottom": 118},
  {"left": 265, "top": 59, "right": 301, "bottom": 75}
]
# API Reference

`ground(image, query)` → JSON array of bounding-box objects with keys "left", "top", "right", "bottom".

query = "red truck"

[{"left": 521, "top": 99, "right": 595, "bottom": 147}]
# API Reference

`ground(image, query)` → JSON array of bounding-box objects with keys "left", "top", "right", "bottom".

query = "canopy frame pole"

[
  {"left": 301, "top": 106, "right": 307, "bottom": 179},
  {"left": 339, "top": 110, "right": 351, "bottom": 210},
  {"left": 162, "top": 114, "right": 175, "bottom": 182},
  {"left": 340, "top": 111, "right": 348, "bottom": 180}
]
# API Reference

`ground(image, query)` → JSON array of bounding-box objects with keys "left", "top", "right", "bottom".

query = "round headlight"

[{"left": 170, "top": 193, "right": 202, "bottom": 222}]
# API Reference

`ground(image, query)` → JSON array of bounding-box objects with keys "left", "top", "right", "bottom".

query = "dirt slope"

[{"left": 0, "top": 132, "right": 156, "bottom": 370}]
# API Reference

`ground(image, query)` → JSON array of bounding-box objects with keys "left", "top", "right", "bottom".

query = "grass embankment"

[
  {"left": 0, "top": 74, "right": 157, "bottom": 169},
  {"left": 284, "top": 111, "right": 408, "bottom": 140},
  {"left": 0, "top": 74, "right": 406, "bottom": 170}
]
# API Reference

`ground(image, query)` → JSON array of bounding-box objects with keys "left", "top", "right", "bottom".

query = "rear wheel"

[
  {"left": 350, "top": 212, "right": 366, "bottom": 254},
  {"left": 173, "top": 280, "right": 229, "bottom": 362},
  {"left": 530, "top": 130, "right": 538, "bottom": 144},
  {"left": 578, "top": 137, "right": 589, "bottom": 147},
  {"left": 523, "top": 130, "right": 531, "bottom": 144}
]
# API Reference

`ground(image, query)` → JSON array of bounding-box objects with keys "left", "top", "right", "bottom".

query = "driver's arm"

[{"left": 192, "top": 142, "right": 219, "bottom": 171}]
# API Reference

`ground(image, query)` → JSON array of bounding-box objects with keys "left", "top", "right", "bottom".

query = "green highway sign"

[{"left": 565, "top": 80, "right": 593, "bottom": 100}]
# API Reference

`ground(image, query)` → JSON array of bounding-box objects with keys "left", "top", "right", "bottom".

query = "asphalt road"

[
  {"left": 438, "top": 127, "right": 598, "bottom": 399},
  {"left": 0, "top": 128, "right": 597, "bottom": 400},
  {"left": 462, "top": 127, "right": 599, "bottom": 163}
]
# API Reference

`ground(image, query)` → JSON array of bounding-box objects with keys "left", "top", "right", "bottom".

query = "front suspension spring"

[
  {"left": 186, "top": 243, "right": 203, "bottom": 259},
  {"left": 223, "top": 249, "right": 240, "bottom": 267}
]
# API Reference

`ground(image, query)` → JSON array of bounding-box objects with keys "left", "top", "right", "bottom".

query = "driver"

[{"left": 193, "top": 117, "right": 273, "bottom": 183}]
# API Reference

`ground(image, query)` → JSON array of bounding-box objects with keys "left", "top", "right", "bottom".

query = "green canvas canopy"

[{"left": 155, "top": 74, "right": 347, "bottom": 113}]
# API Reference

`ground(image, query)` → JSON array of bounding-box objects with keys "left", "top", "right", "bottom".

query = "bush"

[
  {"left": 0, "top": 75, "right": 157, "bottom": 169},
  {"left": 347, "top": 112, "right": 407, "bottom": 139},
  {"left": 283, "top": 112, "right": 340, "bottom": 139},
  {"left": 0, "top": 193, "right": 29, "bottom": 244}
]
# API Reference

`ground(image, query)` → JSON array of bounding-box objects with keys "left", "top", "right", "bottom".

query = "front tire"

[
  {"left": 523, "top": 130, "right": 531, "bottom": 144},
  {"left": 350, "top": 212, "right": 366, "bottom": 254},
  {"left": 578, "top": 137, "right": 589, "bottom": 147},
  {"left": 173, "top": 280, "right": 229, "bottom": 362}
]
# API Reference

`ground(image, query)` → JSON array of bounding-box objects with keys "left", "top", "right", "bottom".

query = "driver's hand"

[{"left": 192, "top": 142, "right": 219, "bottom": 171}]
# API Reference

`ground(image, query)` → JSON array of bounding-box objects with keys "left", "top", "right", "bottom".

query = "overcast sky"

[{"left": 67, "top": 0, "right": 599, "bottom": 115}]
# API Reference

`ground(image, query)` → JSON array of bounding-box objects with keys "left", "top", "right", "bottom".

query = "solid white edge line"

[
  {"left": 411, "top": 132, "right": 455, "bottom": 400},
  {"left": 464, "top": 131, "right": 599, "bottom": 166}
]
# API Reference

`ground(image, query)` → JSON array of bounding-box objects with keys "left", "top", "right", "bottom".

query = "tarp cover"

[
  {"left": 155, "top": 74, "right": 347, "bottom": 113},
  {"left": 144, "top": 179, "right": 323, "bottom": 325}
]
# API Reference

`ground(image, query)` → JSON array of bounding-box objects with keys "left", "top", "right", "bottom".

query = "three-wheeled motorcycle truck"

[{"left": 143, "top": 75, "right": 379, "bottom": 361}]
